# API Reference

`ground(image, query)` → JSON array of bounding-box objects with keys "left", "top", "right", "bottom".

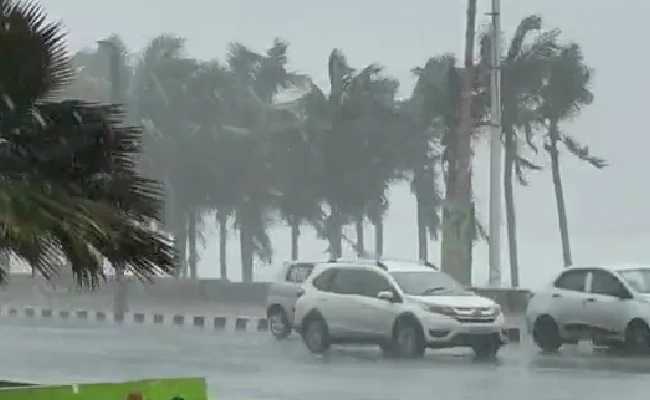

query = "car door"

[
  {"left": 353, "top": 270, "right": 400, "bottom": 339},
  {"left": 550, "top": 269, "right": 590, "bottom": 338},
  {"left": 307, "top": 267, "right": 341, "bottom": 333},
  {"left": 327, "top": 268, "right": 369, "bottom": 338},
  {"left": 583, "top": 269, "right": 632, "bottom": 337}
]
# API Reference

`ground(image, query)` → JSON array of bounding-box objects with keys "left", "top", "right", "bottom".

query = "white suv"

[
  {"left": 527, "top": 266, "right": 650, "bottom": 353},
  {"left": 266, "top": 261, "right": 318, "bottom": 339},
  {"left": 293, "top": 260, "right": 506, "bottom": 358}
]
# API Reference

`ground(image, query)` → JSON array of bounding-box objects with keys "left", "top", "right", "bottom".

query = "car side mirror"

[{"left": 377, "top": 291, "right": 394, "bottom": 302}]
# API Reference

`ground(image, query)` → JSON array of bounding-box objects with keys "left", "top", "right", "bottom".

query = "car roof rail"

[
  {"left": 423, "top": 260, "right": 439, "bottom": 270},
  {"left": 375, "top": 260, "right": 388, "bottom": 271}
]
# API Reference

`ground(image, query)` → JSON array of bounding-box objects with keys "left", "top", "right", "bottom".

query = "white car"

[
  {"left": 293, "top": 260, "right": 506, "bottom": 358},
  {"left": 527, "top": 265, "right": 650, "bottom": 353},
  {"left": 266, "top": 261, "right": 318, "bottom": 339}
]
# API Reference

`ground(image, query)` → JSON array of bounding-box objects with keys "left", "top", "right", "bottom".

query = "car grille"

[
  {"left": 456, "top": 317, "right": 496, "bottom": 323},
  {"left": 454, "top": 307, "right": 496, "bottom": 323}
]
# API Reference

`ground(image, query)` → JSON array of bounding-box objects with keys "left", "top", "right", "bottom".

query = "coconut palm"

[
  {"left": 298, "top": 50, "right": 400, "bottom": 259},
  {"left": 131, "top": 35, "right": 215, "bottom": 278},
  {"left": 225, "top": 39, "right": 308, "bottom": 280},
  {"left": 480, "top": 15, "right": 558, "bottom": 286},
  {"left": 405, "top": 56, "right": 456, "bottom": 262},
  {"left": 539, "top": 43, "right": 605, "bottom": 267},
  {"left": 0, "top": 0, "right": 174, "bottom": 284}
]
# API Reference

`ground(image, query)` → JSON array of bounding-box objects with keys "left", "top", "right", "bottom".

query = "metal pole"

[
  {"left": 488, "top": 0, "right": 503, "bottom": 286},
  {"left": 99, "top": 39, "right": 127, "bottom": 319}
]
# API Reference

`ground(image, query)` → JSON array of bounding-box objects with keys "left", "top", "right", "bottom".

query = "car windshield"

[
  {"left": 618, "top": 269, "right": 650, "bottom": 293},
  {"left": 390, "top": 271, "right": 468, "bottom": 296}
]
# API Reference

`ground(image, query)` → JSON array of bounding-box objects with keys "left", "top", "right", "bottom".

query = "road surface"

[{"left": 1, "top": 319, "right": 649, "bottom": 400}]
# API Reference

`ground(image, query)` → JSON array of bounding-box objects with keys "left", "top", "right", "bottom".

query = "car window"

[
  {"left": 286, "top": 263, "right": 314, "bottom": 283},
  {"left": 591, "top": 270, "right": 627, "bottom": 297},
  {"left": 312, "top": 268, "right": 337, "bottom": 291},
  {"left": 330, "top": 269, "right": 366, "bottom": 295},
  {"left": 330, "top": 269, "right": 392, "bottom": 297},
  {"left": 554, "top": 270, "right": 587, "bottom": 292},
  {"left": 360, "top": 271, "right": 393, "bottom": 297}
]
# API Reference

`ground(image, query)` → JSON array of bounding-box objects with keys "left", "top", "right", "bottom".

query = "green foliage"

[{"left": 0, "top": 0, "right": 174, "bottom": 285}]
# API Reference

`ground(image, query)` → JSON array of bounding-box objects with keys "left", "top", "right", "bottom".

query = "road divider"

[{"left": 0, "top": 304, "right": 524, "bottom": 342}]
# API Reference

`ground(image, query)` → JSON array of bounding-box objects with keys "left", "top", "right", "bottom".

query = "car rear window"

[
  {"left": 554, "top": 270, "right": 587, "bottom": 292},
  {"left": 286, "top": 263, "right": 314, "bottom": 283}
]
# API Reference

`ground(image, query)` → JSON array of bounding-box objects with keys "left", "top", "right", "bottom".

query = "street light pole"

[
  {"left": 98, "top": 39, "right": 127, "bottom": 320},
  {"left": 488, "top": 0, "right": 503, "bottom": 287}
]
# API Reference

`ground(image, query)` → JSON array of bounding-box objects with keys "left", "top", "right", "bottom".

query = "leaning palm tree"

[
  {"left": 405, "top": 56, "right": 456, "bottom": 262},
  {"left": 480, "top": 15, "right": 558, "bottom": 286},
  {"left": 226, "top": 39, "right": 309, "bottom": 279},
  {"left": 299, "top": 49, "right": 400, "bottom": 260},
  {"left": 539, "top": 43, "right": 605, "bottom": 267},
  {"left": 0, "top": 0, "right": 174, "bottom": 284},
  {"left": 131, "top": 35, "right": 206, "bottom": 278}
]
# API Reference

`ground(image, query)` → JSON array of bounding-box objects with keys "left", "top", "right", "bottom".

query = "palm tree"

[
  {"left": 131, "top": 35, "right": 209, "bottom": 278},
  {"left": 405, "top": 56, "right": 456, "bottom": 262},
  {"left": 0, "top": 0, "right": 174, "bottom": 283},
  {"left": 299, "top": 50, "right": 400, "bottom": 260},
  {"left": 226, "top": 39, "right": 305, "bottom": 280},
  {"left": 539, "top": 43, "right": 605, "bottom": 267},
  {"left": 480, "top": 15, "right": 558, "bottom": 286}
]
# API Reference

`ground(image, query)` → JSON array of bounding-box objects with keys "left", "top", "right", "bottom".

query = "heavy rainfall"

[{"left": 0, "top": 0, "right": 649, "bottom": 399}]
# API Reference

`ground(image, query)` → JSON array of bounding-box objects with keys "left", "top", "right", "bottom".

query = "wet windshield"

[
  {"left": 390, "top": 271, "right": 468, "bottom": 296},
  {"left": 619, "top": 269, "right": 650, "bottom": 293}
]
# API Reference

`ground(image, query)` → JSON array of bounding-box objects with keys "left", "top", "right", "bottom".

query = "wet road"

[{"left": 1, "top": 319, "right": 650, "bottom": 400}]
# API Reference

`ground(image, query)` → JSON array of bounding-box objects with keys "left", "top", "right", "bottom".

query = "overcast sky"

[{"left": 38, "top": 0, "right": 650, "bottom": 288}]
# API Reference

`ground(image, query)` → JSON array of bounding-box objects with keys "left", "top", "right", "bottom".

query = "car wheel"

[
  {"left": 393, "top": 318, "right": 425, "bottom": 359},
  {"left": 302, "top": 317, "right": 330, "bottom": 354},
  {"left": 533, "top": 316, "right": 562, "bottom": 353},
  {"left": 471, "top": 334, "right": 501, "bottom": 359},
  {"left": 625, "top": 320, "right": 650, "bottom": 354},
  {"left": 268, "top": 308, "right": 291, "bottom": 340}
]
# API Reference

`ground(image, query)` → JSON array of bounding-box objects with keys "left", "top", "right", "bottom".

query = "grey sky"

[{"left": 38, "top": 0, "right": 650, "bottom": 288}]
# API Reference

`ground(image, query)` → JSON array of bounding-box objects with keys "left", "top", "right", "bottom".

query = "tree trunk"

[
  {"left": 417, "top": 195, "right": 428, "bottom": 262},
  {"left": 355, "top": 216, "right": 365, "bottom": 257},
  {"left": 504, "top": 127, "right": 519, "bottom": 287},
  {"left": 374, "top": 218, "right": 384, "bottom": 259},
  {"left": 218, "top": 213, "right": 228, "bottom": 280},
  {"left": 549, "top": 119, "right": 572, "bottom": 267},
  {"left": 290, "top": 220, "right": 300, "bottom": 261},
  {"left": 441, "top": 0, "right": 476, "bottom": 286},
  {"left": 174, "top": 219, "right": 188, "bottom": 278},
  {"left": 188, "top": 209, "right": 198, "bottom": 280},
  {"left": 240, "top": 227, "right": 253, "bottom": 282},
  {"left": 326, "top": 206, "right": 343, "bottom": 260}
]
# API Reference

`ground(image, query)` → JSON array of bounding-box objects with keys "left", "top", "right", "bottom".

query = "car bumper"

[{"left": 421, "top": 314, "right": 507, "bottom": 346}]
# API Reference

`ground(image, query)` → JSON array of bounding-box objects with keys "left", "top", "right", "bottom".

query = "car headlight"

[{"left": 420, "top": 303, "right": 456, "bottom": 317}]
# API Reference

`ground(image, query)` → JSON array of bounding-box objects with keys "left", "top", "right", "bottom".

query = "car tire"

[
  {"left": 392, "top": 318, "right": 425, "bottom": 359},
  {"left": 471, "top": 334, "right": 501, "bottom": 359},
  {"left": 302, "top": 317, "right": 330, "bottom": 354},
  {"left": 533, "top": 316, "right": 562, "bottom": 353},
  {"left": 625, "top": 320, "right": 650, "bottom": 354},
  {"left": 268, "top": 308, "right": 291, "bottom": 340}
]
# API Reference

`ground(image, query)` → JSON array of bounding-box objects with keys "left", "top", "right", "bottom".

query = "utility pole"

[
  {"left": 98, "top": 39, "right": 127, "bottom": 321},
  {"left": 488, "top": 0, "right": 503, "bottom": 286}
]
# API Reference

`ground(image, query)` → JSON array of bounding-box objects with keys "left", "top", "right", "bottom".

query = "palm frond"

[
  {"left": 506, "top": 15, "right": 542, "bottom": 63},
  {"left": 0, "top": 0, "right": 71, "bottom": 105},
  {"left": 562, "top": 135, "right": 607, "bottom": 169}
]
